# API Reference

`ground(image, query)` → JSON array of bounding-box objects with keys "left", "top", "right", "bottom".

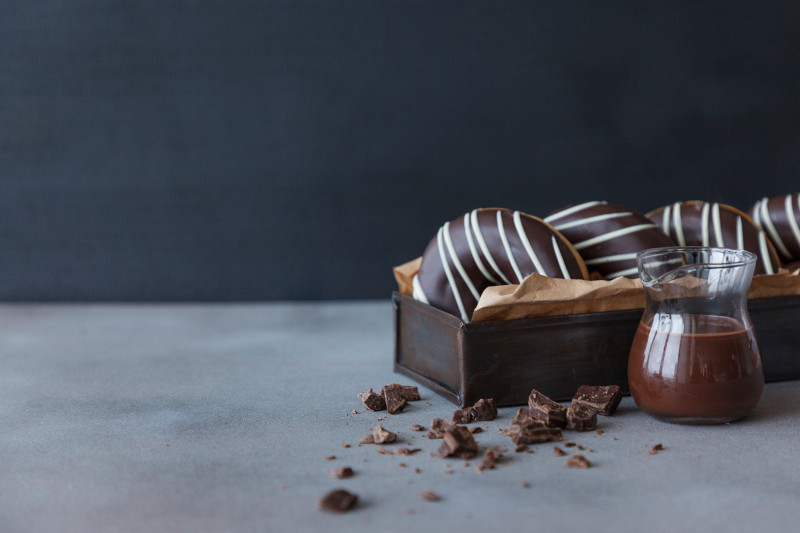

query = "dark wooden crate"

[{"left": 393, "top": 291, "right": 800, "bottom": 407}]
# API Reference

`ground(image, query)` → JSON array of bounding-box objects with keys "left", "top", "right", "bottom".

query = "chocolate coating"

[
  {"left": 646, "top": 201, "right": 779, "bottom": 275},
  {"left": 414, "top": 208, "right": 588, "bottom": 322},
  {"left": 545, "top": 201, "right": 676, "bottom": 279},
  {"left": 750, "top": 193, "right": 800, "bottom": 262}
]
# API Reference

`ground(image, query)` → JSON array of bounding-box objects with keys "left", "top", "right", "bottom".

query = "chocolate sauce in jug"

[{"left": 628, "top": 313, "right": 763, "bottom": 423}]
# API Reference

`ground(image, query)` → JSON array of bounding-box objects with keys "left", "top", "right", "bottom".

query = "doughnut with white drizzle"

[
  {"left": 646, "top": 200, "right": 779, "bottom": 275},
  {"left": 544, "top": 201, "right": 676, "bottom": 280},
  {"left": 749, "top": 194, "right": 800, "bottom": 263},
  {"left": 413, "top": 208, "right": 588, "bottom": 322}
]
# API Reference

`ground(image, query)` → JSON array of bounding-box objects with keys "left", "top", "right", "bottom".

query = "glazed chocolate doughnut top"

[
  {"left": 544, "top": 201, "right": 676, "bottom": 280},
  {"left": 750, "top": 194, "right": 800, "bottom": 263},
  {"left": 413, "top": 208, "right": 588, "bottom": 322},
  {"left": 646, "top": 201, "right": 779, "bottom": 275}
]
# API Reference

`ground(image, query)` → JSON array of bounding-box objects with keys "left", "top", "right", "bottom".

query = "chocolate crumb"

[
  {"left": 377, "top": 446, "right": 393, "bottom": 455},
  {"left": 553, "top": 446, "right": 567, "bottom": 457},
  {"left": 565, "top": 453, "right": 591, "bottom": 469},
  {"left": 414, "top": 468, "right": 421, "bottom": 473},
  {"left": 428, "top": 418, "right": 457, "bottom": 439},
  {"left": 452, "top": 408, "right": 474, "bottom": 424},
  {"left": 352, "top": 410, "right": 358, "bottom": 414},
  {"left": 419, "top": 490, "right": 440, "bottom": 502},
  {"left": 330, "top": 467, "right": 354, "bottom": 479},
  {"left": 372, "top": 425, "right": 397, "bottom": 444},
  {"left": 341, "top": 444, "right": 350, "bottom": 448},
  {"left": 396, "top": 448, "right": 422, "bottom": 456},
  {"left": 377, "top": 417, "right": 384, "bottom": 421},
  {"left": 522, "top": 482, "right": 531, "bottom": 489},
  {"left": 597, "top": 429, "right": 605, "bottom": 436},
  {"left": 515, "top": 444, "right": 530, "bottom": 453},
  {"left": 324, "top": 456, "right": 336, "bottom": 461},
  {"left": 399, "top": 463, "right": 407, "bottom": 468},
  {"left": 577, "top": 445, "right": 585, "bottom": 451},
  {"left": 649, "top": 444, "right": 664, "bottom": 454},
  {"left": 612, "top": 437, "right": 617, "bottom": 441},
  {"left": 475, "top": 446, "right": 502, "bottom": 472},
  {"left": 437, "top": 427, "right": 478, "bottom": 459},
  {"left": 319, "top": 489, "right": 358, "bottom": 513},
  {"left": 409, "top": 424, "right": 425, "bottom": 431},
  {"left": 564, "top": 442, "right": 577, "bottom": 448}
]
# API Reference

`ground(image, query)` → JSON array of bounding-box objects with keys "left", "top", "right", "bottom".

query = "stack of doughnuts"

[
  {"left": 411, "top": 195, "right": 798, "bottom": 321},
  {"left": 413, "top": 208, "right": 588, "bottom": 322}
]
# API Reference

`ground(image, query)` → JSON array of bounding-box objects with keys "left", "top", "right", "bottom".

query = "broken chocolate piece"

[
  {"left": 383, "top": 390, "right": 409, "bottom": 414},
  {"left": 419, "top": 490, "right": 440, "bottom": 502},
  {"left": 501, "top": 419, "right": 562, "bottom": 445},
  {"left": 357, "top": 389, "right": 386, "bottom": 411},
  {"left": 381, "top": 383, "right": 420, "bottom": 401},
  {"left": 452, "top": 408, "right": 475, "bottom": 424},
  {"left": 469, "top": 427, "right": 483, "bottom": 434},
  {"left": 437, "top": 426, "right": 478, "bottom": 459},
  {"left": 319, "top": 489, "right": 358, "bottom": 513},
  {"left": 475, "top": 446, "right": 502, "bottom": 472},
  {"left": 528, "top": 389, "right": 567, "bottom": 428},
  {"left": 553, "top": 446, "right": 567, "bottom": 457},
  {"left": 572, "top": 385, "right": 622, "bottom": 416},
  {"left": 330, "top": 467, "right": 354, "bottom": 479},
  {"left": 565, "top": 453, "right": 591, "bottom": 469},
  {"left": 566, "top": 403, "right": 598, "bottom": 432},
  {"left": 512, "top": 407, "right": 534, "bottom": 425},
  {"left": 409, "top": 424, "right": 425, "bottom": 431},
  {"left": 471, "top": 398, "right": 498, "bottom": 421},
  {"left": 372, "top": 425, "right": 397, "bottom": 444},
  {"left": 649, "top": 443, "right": 664, "bottom": 454}
]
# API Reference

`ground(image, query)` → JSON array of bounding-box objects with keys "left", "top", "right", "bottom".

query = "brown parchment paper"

[{"left": 393, "top": 259, "right": 800, "bottom": 323}]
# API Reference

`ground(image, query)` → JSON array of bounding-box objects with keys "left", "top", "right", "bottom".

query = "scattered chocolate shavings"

[
  {"left": 419, "top": 490, "right": 440, "bottom": 502},
  {"left": 330, "top": 467, "right": 354, "bottom": 479},
  {"left": 409, "top": 424, "right": 425, "bottom": 431},
  {"left": 396, "top": 448, "right": 422, "bottom": 456},
  {"left": 649, "top": 443, "right": 664, "bottom": 454},
  {"left": 565, "top": 453, "right": 591, "bottom": 469},
  {"left": 319, "top": 489, "right": 358, "bottom": 513},
  {"left": 572, "top": 385, "right": 622, "bottom": 416},
  {"left": 566, "top": 403, "right": 598, "bottom": 432},
  {"left": 528, "top": 389, "right": 567, "bottom": 428},
  {"left": 475, "top": 446, "right": 502, "bottom": 472},
  {"left": 553, "top": 446, "right": 567, "bottom": 457},
  {"left": 324, "top": 456, "right": 336, "bottom": 461},
  {"left": 357, "top": 389, "right": 386, "bottom": 412},
  {"left": 437, "top": 426, "right": 478, "bottom": 459}
]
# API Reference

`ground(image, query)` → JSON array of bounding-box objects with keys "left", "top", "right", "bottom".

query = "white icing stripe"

[
  {"left": 572, "top": 224, "right": 657, "bottom": 251},
  {"left": 712, "top": 203, "right": 724, "bottom": 247},
  {"left": 551, "top": 235, "right": 571, "bottom": 279},
  {"left": 551, "top": 212, "right": 632, "bottom": 231},
  {"left": 785, "top": 194, "right": 800, "bottom": 252},
  {"left": 662, "top": 205, "right": 671, "bottom": 236},
  {"left": 470, "top": 210, "right": 512, "bottom": 285},
  {"left": 437, "top": 227, "right": 469, "bottom": 322},
  {"left": 752, "top": 198, "right": 764, "bottom": 227},
  {"left": 411, "top": 274, "right": 429, "bottom": 304},
  {"left": 760, "top": 198, "right": 791, "bottom": 259},
  {"left": 759, "top": 231, "right": 775, "bottom": 275},
  {"left": 736, "top": 216, "right": 744, "bottom": 250},
  {"left": 605, "top": 266, "right": 639, "bottom": 279},
  {"left": 443, "top": 221, "right": 481, "bottom": 302},
  {"left": 672, "top": 202, "right": 685, "bottom": 246},
  {"left": 543, "top": 201, "right": 607, "bottom": 223},
  {"left": 497, "top": 210, "right": 524, "bottom": 283},
  {"left": 464, "top": 211, "right": 501, "bottom": 285},
  {"left": 701, "top": 202, "right": 710, "bottom": 247},
  {"left": 584, "top": 252, "right": 639, "bottom": 265},
  {"left": 513, "top": 211, "right": 545, "bottom": 276}
]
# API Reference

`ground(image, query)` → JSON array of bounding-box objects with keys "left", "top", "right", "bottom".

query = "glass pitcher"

[{"left": 628, "top": 247, "right": 764, "bottom": 424}]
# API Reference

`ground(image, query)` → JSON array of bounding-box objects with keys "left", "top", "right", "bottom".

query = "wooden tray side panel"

[{"left": 749, "top": 297, "right": 800, "bottom": 382}]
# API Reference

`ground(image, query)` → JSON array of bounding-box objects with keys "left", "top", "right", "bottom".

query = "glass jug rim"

[{"left": 636, "top": 246, "right": 757, "bottom": 270}]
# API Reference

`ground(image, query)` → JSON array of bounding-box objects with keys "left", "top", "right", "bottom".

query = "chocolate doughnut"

[
  {"left": 413, "top": 208, "right": 589, "bottom": 322},
  {"left": 750, "top": 194, "right": 800, "bottom": 262},
  {"left": 544, "top": 201, "right": 677, "bottom": 280},
  {"left": 646, "top": 201, "right": 779, "bottom": 275}
]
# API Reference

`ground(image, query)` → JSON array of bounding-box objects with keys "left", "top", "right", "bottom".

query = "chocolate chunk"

[
  {"left": 572, "top": 385, "right": 622, "bottom": 416},
  {"left": 359, "top": 435, "right": 375, "bottom": 445},
  {"left": 419, "top": 490, "right": 440, "bottom": 502},
  {"left": 381, "top": 383, "right": 420, "bottom": 401},
  {"left": 475, "top": 446, "right": 502, "bottom": 472},
  {"left": 330, "top": 467, "right": 354, "bottom": 479},
  {"left": 512, "top": 407, "right": 534, "bottom": 425},
  {"left": 501, "top": 419, "right": 562, "bottom": 445},
  {"left": 452, "top": 408, "right": 474, "bottom": 424},
  {"left": 471, "top": 398, "right": 497, "bottom": 421},
  {"left": 372, "top": 425, "right": 397, "bottom": 444},
  {"left": 409, "top": 424, "right": 425, "bottom": 431},
  {"left": 565, "top": 453, "right": 591, "bottom": 469},
  {"left": 319, "top": 489, "right": 358, "bottom": 513},
  {"left": 566, "top": 403, "right": 598, "bottom": 432},
  {"left": 528, "top": 389, "right": 567, "bottom": 428},
  {"left": 437, "top": 426, "right": 478, "bottom": 459},
  {"left": 383, "top": 389, "right": 409, "bottom": 414},
  {"left": 428, "top": 418, "right": 456, "bottom": 439},
  {"left": 649, "top": 443, "right": 664, "bottom": 454},
  {"left": 553, "top": 446, "right": 567, "bottom": 457},
  {"left": 357, "top": 389, "right": 386, "bottom": 412}
]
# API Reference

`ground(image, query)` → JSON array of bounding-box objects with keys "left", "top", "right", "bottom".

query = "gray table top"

[{"left": 1, "top": 301, "right": 799, "bottom": 533}]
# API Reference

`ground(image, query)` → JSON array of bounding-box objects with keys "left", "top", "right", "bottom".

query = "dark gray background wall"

[{"left": 2, "top": 1, "right": 798, "bottom": 301}]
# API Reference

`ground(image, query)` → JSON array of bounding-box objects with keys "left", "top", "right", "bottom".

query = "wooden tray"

[{"left": 392, "top": 291, "right": 800, "bottom": 407}]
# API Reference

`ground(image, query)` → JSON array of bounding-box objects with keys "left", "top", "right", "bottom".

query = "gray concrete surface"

[{"left": 0, "top": 302, "right": 798, "bottom": 532}]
